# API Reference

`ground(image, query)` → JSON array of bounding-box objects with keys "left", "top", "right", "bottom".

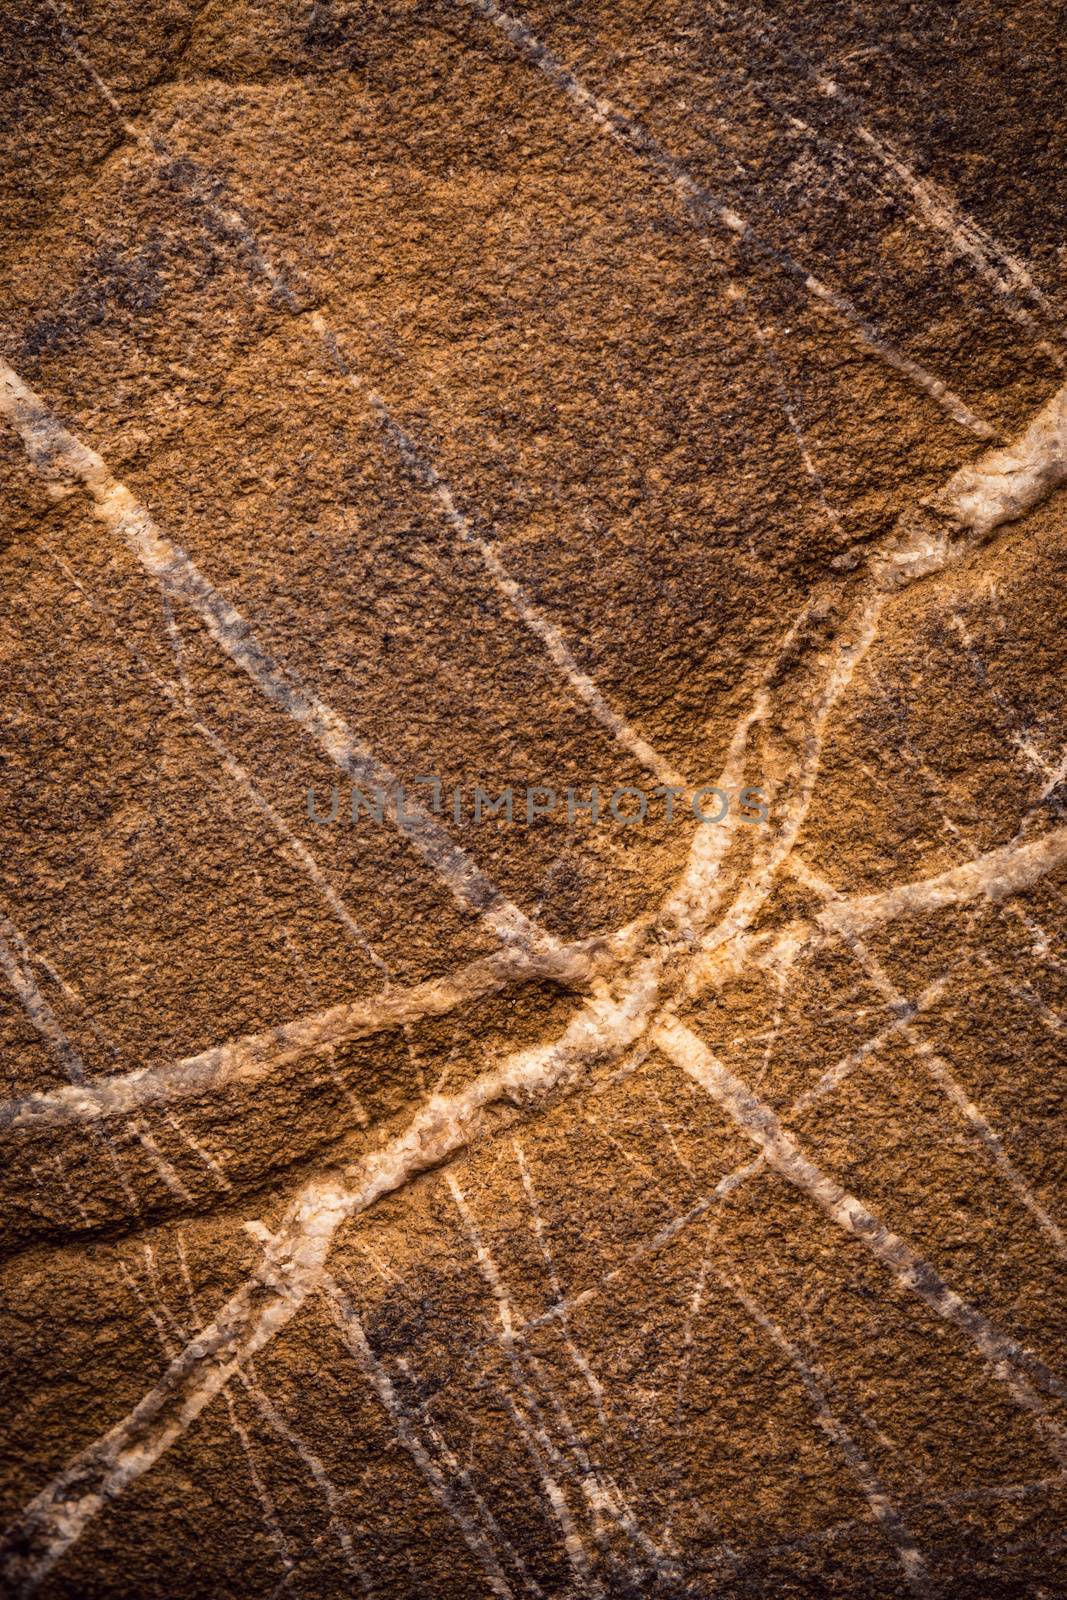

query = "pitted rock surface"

[{"left": 1, "top": 2, "right": 1065, "bottom": 1596}]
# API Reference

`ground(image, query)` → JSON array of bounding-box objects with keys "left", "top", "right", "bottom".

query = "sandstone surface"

[{"left": 1, "top": 2, "right": 1066, "bottom": 1596}]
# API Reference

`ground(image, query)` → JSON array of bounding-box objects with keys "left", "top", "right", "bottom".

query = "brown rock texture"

[{"left": 1, "top": 1, "right": 1066, "bottom": 1596}]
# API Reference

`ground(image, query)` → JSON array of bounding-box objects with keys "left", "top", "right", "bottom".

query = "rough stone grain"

[{"left": 1, "top": 2, "right": 1065, "bottom": 1596}]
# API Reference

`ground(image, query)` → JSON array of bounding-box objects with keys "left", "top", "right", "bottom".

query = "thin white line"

[
  {"left": 324, "top": 1275, "right": 521, "bottom": 1600},
  {"left": 0, "top": 936, "right": 612, "bottom": 1133},
  {"left": 655, "top": 1018, "right": 1067, "bottom": 1466},
  {"left": 44, "top": 8, "right": 693, "bottom": 798},
  {"left": 460, "top": 0, "right": 995, "bottom": 438},
  {"left": 9, "top": 349, "right": 1067, "bottom": 1584},
  {"left": 818, "top": 826, "right": 1067, "bottom": 939},
  {"left": 727, "top": 0, "right": 1062, "bottom": 350},
  {"left": 0, "top": 358, "right": 550, "bottom": 959},
  {"left": 715, "top": 1266, "right": 932, "bottom": 1594},
  {"left": 349, "top": 370, "right": 687, "bottom": 791},
  {"left": 446, "top": 1174, "right": 607, "bottom": 1596}
]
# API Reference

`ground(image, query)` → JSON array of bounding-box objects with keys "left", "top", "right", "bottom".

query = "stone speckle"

[{"left": 1, "top": 1, "right": 1065, "bottom": 1596}]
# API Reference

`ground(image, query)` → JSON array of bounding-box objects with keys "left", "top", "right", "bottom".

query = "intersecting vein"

[
  {"left": 0, "top": 929, "right": 619, "bottom": 1134},
  {"left": 16, "top": 619, "right": 1059, "bottom": 1141},
  {"left": 0, "top": 914, "right": 189, "bottom": 1205},
  {"left": 332, "top": 1264, "right": 554, "bottom": 1598},
  {"left": 10, "top": 782, "right": 1062, "bottom": 1594},
  {"left": 349, "top": 1236, "right": 650, "bottom": 1595},
  {"left": 0, "top": 963, "right": 660, "bottom": 1593},
  {"left": 136, "top": 1240, "right": 302, "bottom": 1583},
  {"left": 654, "top": 1019, "right": 1067, "bottom": 1463},
  {"left": 685, "top": 819, "right": 1067, "bottom": 1002},
  {"left": 173, "top": 1234, "right": 295, "bottom": 1577},
  {"left": 446, "top": 1175, "right": 610, "bottom": 1595},
  {"left": 844, "top": 926, "right": 1067, "bottom": 1262},
  {"left": 791, "top": 650, "right": 1066, "bottom": 1261},
  {"left": 518, "top": 969, "right": 958, "bottom": 1342},
  {"left": 4, "top": 312, "right": 1066, "bottom": 1595},
  {"left": 514, "top": 1141, "right": 612, "bottom": 1435}
]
